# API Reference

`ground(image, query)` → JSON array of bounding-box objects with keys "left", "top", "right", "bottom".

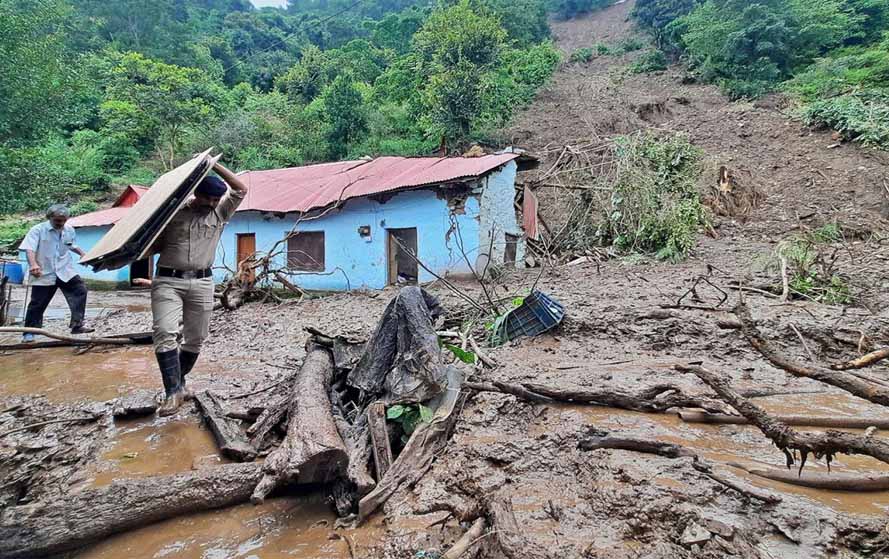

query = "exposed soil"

[{"left": 3, "top": 2, "right": 889, "bottom": 558}]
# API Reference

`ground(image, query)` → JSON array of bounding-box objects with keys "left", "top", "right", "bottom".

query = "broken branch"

[{"left": 678, "top": 363, "right": 889, "bottom": 470}]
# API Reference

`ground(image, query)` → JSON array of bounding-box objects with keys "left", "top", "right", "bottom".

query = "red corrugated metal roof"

[
  {"left": 70, "top": 185, "right": 149, "bottom": 228},
  {"left": 237, "top": 154, "right": 519, "bottom": 213}
]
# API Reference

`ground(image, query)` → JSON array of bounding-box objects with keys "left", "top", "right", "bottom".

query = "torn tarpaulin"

[{"left": 348, "top": 286, "right": 446, "bottom": 404}]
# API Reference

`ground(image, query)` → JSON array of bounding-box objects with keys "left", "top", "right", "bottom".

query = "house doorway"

[
  {"left": 129, "top": 258, "right": 152, "bottom": 286},
  {"left": 387, "top": 228, "right": 418, "bottom": 285},
  {"left": 236, "top": 233, "right": 256, "bottom": 284},
  {"left": 504, "top": 233, "right": 520, "bottom": 267}
]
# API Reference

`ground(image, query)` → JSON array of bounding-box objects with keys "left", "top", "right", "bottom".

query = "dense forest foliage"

[
  {"left": 632, "top": 0, "right": 889, "bottom": 148},
  {"left": 0, "top": 0, "right": 560, "bottom": 217}
]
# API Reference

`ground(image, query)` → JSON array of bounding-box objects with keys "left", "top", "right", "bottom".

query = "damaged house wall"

[{"left": 476, "top": 160, "right": 524, "bottom": 272}]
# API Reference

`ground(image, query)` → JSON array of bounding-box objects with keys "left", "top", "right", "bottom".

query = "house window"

[{"left": 287, "top": 232, "right": 325, "bottom": 271}]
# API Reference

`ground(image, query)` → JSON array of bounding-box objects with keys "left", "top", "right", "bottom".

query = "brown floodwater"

[
  {"left": 0, "top": 346, "right": 158, "bottom": 402},
  {"left": 534, "top": 401, "right": 889, "bottom": 516}
]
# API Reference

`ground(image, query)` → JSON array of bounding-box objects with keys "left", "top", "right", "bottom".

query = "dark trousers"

[{"left": 25, "top": 276, "right": 88, "bottom": 331}]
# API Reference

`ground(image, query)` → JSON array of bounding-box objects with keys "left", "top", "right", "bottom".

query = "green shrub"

[
  {"left": 570, "top": 47, "right": 595, "bottom": 62},
  {"left": 802, "top": 91, "right": 889, "bottom": 148},
  {"left": 70, "top": 200, "right": 99, "bottom": 216},
  {"left": 565, "top": 132, "right": 707, "bottom": 262},
  {"left": 616, "top": 37, "right": 645, "bottom": 53},
  {"left": 776, "top": 228, "right": 852, "bottom": 304},
  {"left": 629, "top": 50, "right": 668, "bottom": 73},
  {"left": 595, "top": 42, "right": 611, "bottom": 55},
  {"left": 0, "top": 217, "right": 37, "bottom": 251}
]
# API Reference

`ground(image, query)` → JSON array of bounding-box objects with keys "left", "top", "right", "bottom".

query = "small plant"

[
  {"left": 387, "top": 403, "right": 434, "bottom": 443},
  {"left": 570, "top": 47, "right": 595, "bottom": 63},
  {"left": 595, "top": 42, "right": 610, "bottom": 55},
  {"left": 616, "top": 37, "right": 645, "bottom": 53},
  {"left": 629, "top": 50, "right": 668, "bottom": 73},
  {"left": 775, "top": 227, "right": 852, "bottom": 304}
]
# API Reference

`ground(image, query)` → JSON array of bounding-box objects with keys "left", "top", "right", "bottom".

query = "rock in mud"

[
  {"left": 112, "top": 390, "right": 159, "bottom": 418},
  {"left": 681, "top": 521, "right": 712, "bottom": 546}
]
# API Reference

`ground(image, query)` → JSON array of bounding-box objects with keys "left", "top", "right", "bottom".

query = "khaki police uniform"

[{"left": 151, "top": 189, "right": 244, "bottom": 353}]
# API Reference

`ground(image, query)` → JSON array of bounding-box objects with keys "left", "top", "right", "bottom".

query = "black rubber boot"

[
  {"left": 155, "top": 349, "right": 183, "bottom": 416},
  {"left": 179, "top": 350, "right": 199, "bottom": 400}
]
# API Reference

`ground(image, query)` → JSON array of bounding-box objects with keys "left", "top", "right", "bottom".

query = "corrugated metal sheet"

[
  {"left": 238, "top": 154, "right": 519, "bottom": 214},
  {"left": 80, "top": 150, "right": 215, "bottom": 271}
]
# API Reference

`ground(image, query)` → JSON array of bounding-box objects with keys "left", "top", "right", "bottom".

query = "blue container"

[
  {"left": 493, "top": 290, "right": 565, "bottom": 345},
  {"left": 0, "top": 260, "right": 24, "bottom": 284}
]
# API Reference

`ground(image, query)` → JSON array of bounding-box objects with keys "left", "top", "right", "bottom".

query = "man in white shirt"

[{"left": 19, "top": 204, "right": 95, "bottom": 342}]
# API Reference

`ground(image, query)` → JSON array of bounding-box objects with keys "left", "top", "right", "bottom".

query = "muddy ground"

[{"left": 4, "top": 1, "right": 889, "bottom": 557}]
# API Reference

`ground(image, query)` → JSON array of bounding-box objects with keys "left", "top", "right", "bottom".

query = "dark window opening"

[
  {"left": 387, "top": 228, "right": 418, "bottom": 285},
  {"left": 504, "top": 234, "right": 520, "bottom": 267},
  {"left": 287, "top": 231, "right": 325, "bottom": 272}
]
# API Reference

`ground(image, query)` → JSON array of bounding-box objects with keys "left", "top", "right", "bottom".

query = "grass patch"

[
  {"left": 629, "top": 50, "right": 668, "bottom": 73},
  {"left": 570, "top": 47, "right": 596, "bottom": 63}
]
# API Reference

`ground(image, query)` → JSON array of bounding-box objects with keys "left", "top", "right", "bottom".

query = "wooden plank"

[
  {"left": 194, "top": 391, "right": 257, "bottom": 462},
  {"left": 367, "top": 402, "right": 393, "bottom": 480},
  {"left": 81, "top": 150, "right": 216, "bottom": 271}
]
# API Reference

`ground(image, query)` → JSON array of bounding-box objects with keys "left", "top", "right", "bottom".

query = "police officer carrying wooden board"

[{"left": 151, "top": 161, "right": 248, "bottom": 416}]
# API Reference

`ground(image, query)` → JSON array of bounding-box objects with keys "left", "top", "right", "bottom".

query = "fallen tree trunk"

[
  {"left": 465, "top": 381, "right": 732, "bottom": 414},
  {"left": 578, "top": 436, "right": 696, "bottom": 458},
  {"left": 252, "top": 347, "right": 347, "bottom": 503},
  {"left": 0, "top": 329, "right": 152, "bottom": 350},
  {"left": 0, "top": 463, "right": 262, "bottom": 559},
  {"left": 246, "top": 397, "right": 288, "bottom": 450},
  {"left": 678, "top": 364, "right": 889, "bottom": 469},
  {"left": 194, "top": 391, "right": 257, "bottom": 461},
  {"left": 678, "top": 410, "right": 889, "bottom": 430},
  {"left": 358, "top": 366, "right": 463, "bottom": 523},
  {"left": 728, "top": 462, "right": 889, "bottom": 491},
  {"left": 735, "top": 302, "right": 889, "bottom": 407},
  {"left": 832, "top": 348, "right": 889, "bottom": 371}
]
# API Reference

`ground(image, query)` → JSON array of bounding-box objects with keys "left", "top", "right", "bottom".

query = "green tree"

[
  {"left": 0, "top": 0, "right": 85, "bottom": 145},
  {"left": 412, "top": 0, "right": 507, "bottom": 143},
  {"left": 276, "top": 44, "right": 331, "bottom": 103},
  {"left": 321, "top": 76, "right": 369, "bottom": 158},
  {"left": 101, "top": 52, "right": 230, "bottom": 169}
]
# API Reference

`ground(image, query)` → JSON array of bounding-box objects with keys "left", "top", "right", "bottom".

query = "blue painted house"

[{"left": 59, "top": 153, "right": 531, "bottom": 291}]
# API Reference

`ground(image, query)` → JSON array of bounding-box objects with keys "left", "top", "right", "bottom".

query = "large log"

[
  {"left": 464, "top": 381, "right": 732, "bottom": 414},
  {"left": 728, "top": 462, "right": 889, "bottom": 491},
  {"left": 678, "top": 410, "right": 889, "bottom": 430},
  {"left": 0, "top": 463, "right": 262, "bottom": 559},
  {"left": 194, "top": 391, "right": 257, "bottom": 461},
  {"left": 251, "top": 347, "right": 347, "bottom": 503}
]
